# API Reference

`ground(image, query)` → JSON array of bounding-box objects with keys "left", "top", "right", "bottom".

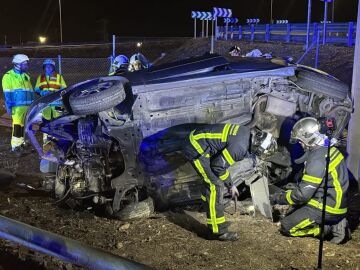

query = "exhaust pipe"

[{"left": 0, "top": 215, "right": 152, "bottom": 270}]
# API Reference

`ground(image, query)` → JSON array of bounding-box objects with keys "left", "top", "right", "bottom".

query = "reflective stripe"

[
  {"left": 229, "top": 125, "right": 236, "bottom": 136},
  {"left": 193, "top": 159, "right": 219, "bottom": 233},
  {"left": 207, "top": 216, "right": 226, "bottom": 225},
  {"left": 189, "top": 131, "right": 205, "bottom": 155},
  {"left": 302, "top": 174, "right": 323, "bottom": 184},
  {"left": 289, "top": 218, "right": 320, "bottom": 237},
  {"left": 329, "top": 149, "right": 344, "bottom": 210},
  {"left": 201, "top": 195, "right": 207, "bottom": 202},
  {"left": 193, "top": 133, "right": 222, "bottom": 140},
  {"left": 286, "top": 190, "right": 295, "bottom": 205},
  {"left": 219, "top": 170, "right": 230, "bottom": 181},
  {"left": 232, "top": 125, "right": 240, "bottom": 136},
  {"left": 331, "top": 169, "right": 342, "bottom": 209},
  {"left": 221, "top": 123, "right": 231, "bottom": 142},
  {"left": 329, "top": 153, "right": 344, "bottom": 172},
  {"left": 222, "top": 148, "right": 235, "bottom": 165},
  {"left": 308, "top": 199, "right": 347, "bottom": 215}
]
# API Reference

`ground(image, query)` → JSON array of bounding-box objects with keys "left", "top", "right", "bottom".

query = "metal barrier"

[
  {"left": 0, "top": 215, "right": 152, "bottom": 270},
  {"left": 217, "top": 22, "right": 356, "bottom": 46}
]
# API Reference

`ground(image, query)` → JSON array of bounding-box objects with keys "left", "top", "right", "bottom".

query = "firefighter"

[
  {"left": 270, "top": 117, "right": 351, "bottom": 244},
  {"left": 2, "top": 54, "right": 35, "bottom": 151},
  {"left": 35, "top": 58, "right": 67, "bottom": 121},
  {"left": 182, "top": 123, "right": 276, "bottom": 241},
  {"left": 108, "top": 55, "right": 129, "bottom": 76},
  {"left": 128, "top": 53, "right": 151, "bottom": 72}
]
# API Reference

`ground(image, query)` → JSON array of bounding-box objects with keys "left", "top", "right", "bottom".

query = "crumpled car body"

[{"left": 25, "top": 54, "right": 352, "bottom": 218}]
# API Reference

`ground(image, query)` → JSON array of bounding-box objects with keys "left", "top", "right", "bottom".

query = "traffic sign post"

[
  {"left": 321, "top": 0, "right": 333, "bottom": 45},
  {"left": 192, "top": 11, "right": 214, "bottom": 39}
]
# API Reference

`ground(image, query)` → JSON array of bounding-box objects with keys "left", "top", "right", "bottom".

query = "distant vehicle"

[{"left": 25, "top": 54, "right": 352, "bottom": 219}]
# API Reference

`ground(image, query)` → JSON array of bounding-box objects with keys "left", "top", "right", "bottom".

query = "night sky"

[{"left": 0, "top": 0, "right": 358, "bottom": 44}]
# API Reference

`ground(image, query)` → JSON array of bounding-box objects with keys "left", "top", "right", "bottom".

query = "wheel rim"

[{"left": 72, "top": 81, "right": 115, "bottom": 98}]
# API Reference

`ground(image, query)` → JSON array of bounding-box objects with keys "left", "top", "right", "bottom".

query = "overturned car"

[{"left": 25, "top": 54, "right": 352, "bottom": 219}]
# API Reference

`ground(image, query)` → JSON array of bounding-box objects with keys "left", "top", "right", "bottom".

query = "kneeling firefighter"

[
  {"left": 181, "top": 123, "right": 276, "bottom": 241},
  {"left": 271, "top": 117, "right": 351, "bottom": 244}
]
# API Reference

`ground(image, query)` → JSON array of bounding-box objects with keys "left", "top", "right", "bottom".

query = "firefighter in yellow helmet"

[
  {"left": 35, "top": 58, "right": 67, "bottom": 121},
  {"left": 2, "top": 54, "right": 35, "bottom": 151}
]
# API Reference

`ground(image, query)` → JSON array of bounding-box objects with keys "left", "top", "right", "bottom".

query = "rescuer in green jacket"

[{"left": 2, "top": 54, "right": 35, "bottom": 151}]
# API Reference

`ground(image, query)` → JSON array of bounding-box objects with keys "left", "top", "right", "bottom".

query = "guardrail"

[{"left": 217, "top": 22, "right": 356, "bottom": 46}]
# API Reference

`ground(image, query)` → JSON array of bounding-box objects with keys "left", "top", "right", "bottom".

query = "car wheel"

[
  {"left": 69, "top": 77, "right": 127, "bottom": 115},
  {"left": 295, "top": 70, "right": 349, "bottom": 100},
  {"left": 114, "top": 197, "right": 155, "bottom": 220}
]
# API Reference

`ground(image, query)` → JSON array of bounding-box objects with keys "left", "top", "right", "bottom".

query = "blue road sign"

[
  {"left": 213, "top": 7, "right": 232, "bottom": 18},
  {"left": 224, "top": 18, "right": 239, "bottom": 24},
  {"left": 246, "top": 18, "right": 260, "bottom": 24},
  {"left": 192, "top": 11, "right": 213, "bottom": 20}
]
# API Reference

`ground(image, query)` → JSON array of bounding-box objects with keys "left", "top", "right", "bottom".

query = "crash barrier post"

[
  {"left": 239, "top": 25, "right": 243, "bottom": 40},
  {"left": 216, "top": 22, "right": 356, "bottom": 46},
  {"left": 348, "top": 22, "right": 355, "bottom": 47},
  {"left": 0, "top": 215, "right": 152, "bottom": 270},
  {"left": 286, "top": 24, "right": 291, "bottom": 43},
  {"left": 265, "top": 24, "right": 270, "bottom": 42},
  {"left": 250, "top": 24, "right": 255, "bottom": 41}
]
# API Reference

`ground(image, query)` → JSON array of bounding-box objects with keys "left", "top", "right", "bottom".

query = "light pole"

[
  {"left": 331, "top": 0, "right": 335, "bottom": 22},
  {"left": 270, "top": 0, "right": 274, "bottom": 24},
  {"left": 59, "top": 0, "right": 63, "bottom": 43}
]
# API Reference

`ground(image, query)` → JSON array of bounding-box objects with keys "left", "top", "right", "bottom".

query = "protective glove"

[
  {"left": 269, "top": 193, "right": 283, "bottom": 205},
  {"left": 229, "top": 185, "right": 239, "bottom": 199}
]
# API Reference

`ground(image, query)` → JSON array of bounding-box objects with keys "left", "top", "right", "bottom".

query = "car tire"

[
  {"left": 115, "top": 197, "right": 155, "bottom": 220},
  {"left": 295, "top": 70, "right": 349, "bottom": 100},
  {"left": 69, "top": 77, "right": 127, "bottom": 115}
]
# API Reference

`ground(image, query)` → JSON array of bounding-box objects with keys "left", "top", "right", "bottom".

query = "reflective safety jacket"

[
  {"left": 35, "top": 73, "right": 66, "bottom": 106},
  {"left": 187, "top": 124, "right": 250, "bottom": 188},
  {"left": 2, "top": 69, "right": 34, "bottom": 112},
  {"left": 281, "top": 146, "right": 348, "bottom": 215}
]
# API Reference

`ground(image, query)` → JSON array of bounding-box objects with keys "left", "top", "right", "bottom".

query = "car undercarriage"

[{"left": 25, "top": 54, "right": 353, "bottom": 219}]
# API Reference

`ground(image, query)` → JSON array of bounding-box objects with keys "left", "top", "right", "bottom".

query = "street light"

[
  {"left": 137, "top": 42, "right": 143, "bottom": 48},
  {"left": 270, "top": 0, "right": 274, "bottom": 24},
  {"left": 39, "top": 36, "right": 47, "bottom": 44}
]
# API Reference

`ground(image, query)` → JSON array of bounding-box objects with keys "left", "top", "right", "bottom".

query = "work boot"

[
  {"left": 206, "top": 231, "right": 239, "bottom": 241},
  {"left": 330, "top": 218, "right": 352, "bottom": 244}
]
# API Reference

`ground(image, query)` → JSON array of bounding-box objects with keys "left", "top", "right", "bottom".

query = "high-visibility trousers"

[
  {"left": 11, "top": 106, "right": 29, "bottom": 149},
  {"left": 191, "top": 157, "right": 227, "bottom": 234},
  {"left": 42, "top": 106, "right": 62, "bottom": 121},
  {"left": 42, "top": 106, "right": 62, "bottom": 145},
  {"left": 280, "top": 205, "right": 345, "bottom": 237}
]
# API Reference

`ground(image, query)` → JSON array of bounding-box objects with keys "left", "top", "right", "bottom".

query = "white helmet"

[
  {"left": 12, "top": 54, "right": 29, "bottom": 65},
  {"left": 43, "top": 58, "right": 56, "bottom": 67},
  {"left": 129, "top": 53, "right": 150, "bottom": 71},
  {"left": 290, "top": 117, "right": 324, "bottom": 147}
]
